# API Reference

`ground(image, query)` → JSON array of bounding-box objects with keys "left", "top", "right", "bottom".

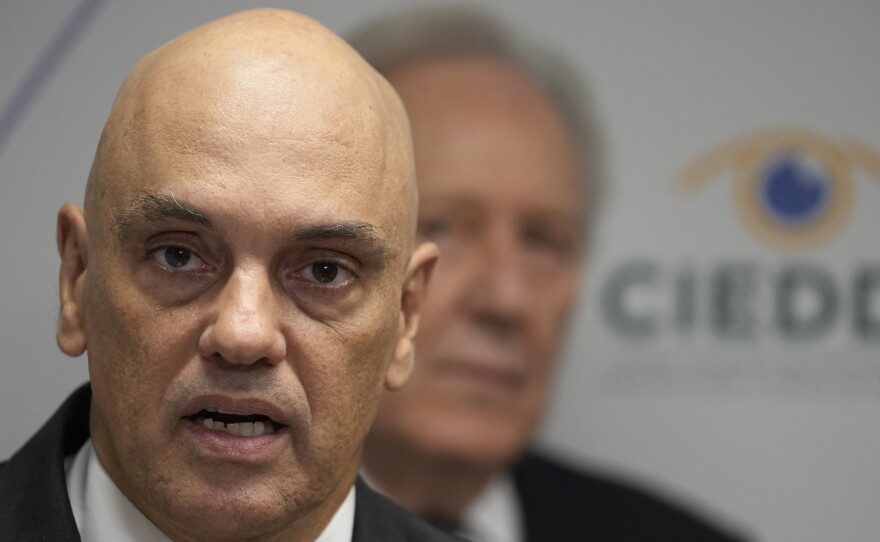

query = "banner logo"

[{"left": 681, "top": 129, "right": 880, "bottom": 250}]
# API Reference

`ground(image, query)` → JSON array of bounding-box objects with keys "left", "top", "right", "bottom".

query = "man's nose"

[
  {"left": 466, "top": 227, "right": 531, "bottom": 336},
  {"left": 198, "top": 267, "right": 286, "bottom": 366}
]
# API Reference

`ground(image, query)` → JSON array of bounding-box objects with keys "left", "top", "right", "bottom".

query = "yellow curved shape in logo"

[{"left": 680, "top": 129, "right": 879, "bottom": 251}]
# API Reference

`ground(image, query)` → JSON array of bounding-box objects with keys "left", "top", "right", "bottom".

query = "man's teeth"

[
  {"left": 206, "top": 407, "right": 236, "bottom": 415},
  {"left": 196, "top": 417, "right": 274, "bottom": 436}
]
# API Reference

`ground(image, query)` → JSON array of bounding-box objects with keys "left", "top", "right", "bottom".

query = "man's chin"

[
  {"left": 147, "top": 485, "right": 305, "bottom": 542},
  {"left": 418, "top": 425, "right": 528, "bottom": 470}
]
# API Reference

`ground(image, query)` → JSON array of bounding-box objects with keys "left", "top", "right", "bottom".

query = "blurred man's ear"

[
  {"left": 56, "top": 204, "right": 89, "bottom": 357},
  {"left": 386, "top": 242, "right": 439, "bottom": 390}
]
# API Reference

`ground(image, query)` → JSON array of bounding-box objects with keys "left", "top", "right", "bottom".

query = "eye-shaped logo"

[{"left": 680, "top": 129, "right": 880, "bottom": 250}]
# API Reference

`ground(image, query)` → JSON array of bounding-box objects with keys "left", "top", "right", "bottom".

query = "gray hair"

[{"left": 347, "top": 6, "right": 605, "bottom": 243}]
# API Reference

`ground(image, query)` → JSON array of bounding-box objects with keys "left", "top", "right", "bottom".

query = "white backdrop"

[{"left": 2, "top": 2, "right": 879, "bottom": 541}]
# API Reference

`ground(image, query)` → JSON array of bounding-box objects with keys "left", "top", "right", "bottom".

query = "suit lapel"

[
  {"left": 352, "top": 478, "right": 406, "bottom": 542},
  {"left": 0, "top": 384, "right": 91, "bottom": 542}
]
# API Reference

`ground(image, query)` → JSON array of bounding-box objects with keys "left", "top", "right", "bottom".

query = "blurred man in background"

[{"left": 351, "top": 8, "right": 745, "bottom": 542}]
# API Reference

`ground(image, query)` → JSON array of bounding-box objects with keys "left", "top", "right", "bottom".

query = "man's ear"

[
  {"left": 56, "top": 203, "right": 89, "bottom": 357},
  {"left": 385, "top": 241, "right": 439, "bottom": 391}
]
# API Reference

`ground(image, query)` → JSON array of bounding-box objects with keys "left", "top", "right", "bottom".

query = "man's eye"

[
  {"left": 151, "top": 246, "right": 206, "bottom": 272},
  {"left": 522, "top": 228, "right": 575, "bottom": 258},
  {"left": 311, "top": 262, "right": 338, "bottom": 283},
  {"left": 299, "top": 261, "right": 353, "bottom": 286},
  {"left": 417, "top": 217, "right": 452, "bottom": 240},
  {"left": 522, "top": 229, "right": 555, "bottom": 249}
]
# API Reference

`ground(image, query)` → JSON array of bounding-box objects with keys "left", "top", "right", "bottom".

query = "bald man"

[{"left": 0, "top": 8, "right": 450, "bottom": 542}]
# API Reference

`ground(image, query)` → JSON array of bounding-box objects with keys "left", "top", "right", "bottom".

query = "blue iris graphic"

[{"left": 759, "top": 153, "right": 829, "bottom": 224}]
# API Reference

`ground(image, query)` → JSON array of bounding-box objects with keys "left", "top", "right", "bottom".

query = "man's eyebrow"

[
  {"left": 116, "top": 192, "right": 211, "bottom": 240},
  {"left": 294, "top": 222, "right": 392, "bottom": 261},
  {"left": 114, "top": 195, "right": 393, "bottom": 259}
]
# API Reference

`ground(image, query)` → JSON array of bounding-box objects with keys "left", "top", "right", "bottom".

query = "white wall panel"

[{"left": 2, "top": 2, "right": 878, "bottom": 540}]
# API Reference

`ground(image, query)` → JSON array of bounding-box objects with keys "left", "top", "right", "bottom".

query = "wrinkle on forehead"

[{"left": 84, "top": 8, "right": 416, "bottom": 252}]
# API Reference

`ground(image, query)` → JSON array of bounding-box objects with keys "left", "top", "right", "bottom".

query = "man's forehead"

[
  {"left": 389, "top": 54, "right": 551, "bottom": 116},
  {"left": 394, "top": 55, "right": 585, "bottom": 230},
  {"left": 87, "top": 8, "right": 417, "bottom": 245},
  {"left": 392, "top": 55, "right": 579, "bottom": 169},
  {"left": 116, "top": 58, "right": 390, "bottom": 180}
]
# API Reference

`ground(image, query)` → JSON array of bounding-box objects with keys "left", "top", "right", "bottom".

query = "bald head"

[
  {"left": 87, "top": 8, "right": 416, "bottom": 252},
  {"left": 55, "top": 9, "right": 438, "bottom": 541}
]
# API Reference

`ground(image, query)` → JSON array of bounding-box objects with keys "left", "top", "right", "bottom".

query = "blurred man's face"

[
  {"left": 368, "top": 56, "right": 585, "bottom": 467},
  {"left": 55, "top": 11, "right": 434, "bottom": 539}
]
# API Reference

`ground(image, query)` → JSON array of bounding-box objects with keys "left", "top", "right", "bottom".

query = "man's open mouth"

[{"left": 186, "top": 408, "right": 285, "bottom": 437}]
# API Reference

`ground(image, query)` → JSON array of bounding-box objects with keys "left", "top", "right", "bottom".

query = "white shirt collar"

[
  {"left": 66, "top": 439, "right": 355, "bottom": 542},
  {"left": 316, "top": 481, "right": 356, "bottom": 542},
  {"left": 361, "top": 468, "right": 524, "bottom": 542},
  {"left": 460, "top": 473, "right": 524, "bottom": 542}
]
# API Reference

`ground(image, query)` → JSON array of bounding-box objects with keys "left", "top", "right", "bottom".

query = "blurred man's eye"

[
  {"left": 521, "top": 227, "right": 576, "bottom": 260},
  {"left": 417, "top": 217, "right": 453, "bottom": 240}
]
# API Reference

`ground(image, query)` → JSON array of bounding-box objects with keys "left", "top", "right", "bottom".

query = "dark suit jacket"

[
  {"left": 513, "top": 451, "right": 747, "bottom": 542},
  {"left": 0, "top": 384, "right": 452, "bottom": 542}
]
